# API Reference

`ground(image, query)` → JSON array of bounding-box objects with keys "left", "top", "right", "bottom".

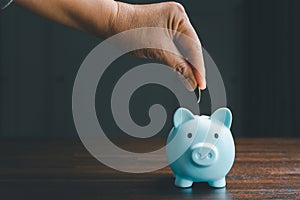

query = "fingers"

[
  {"left": 161, "top": 50, "right": 198, "bottom": 91},
  {"left": 187, "top": 47, "right": 206, "bottom": 90},
  {"left": 174, "top": 14, "right": 206, "bottom": 90},
  {"left": 176, "top": 33, "right": 206, "bottom": 90}
]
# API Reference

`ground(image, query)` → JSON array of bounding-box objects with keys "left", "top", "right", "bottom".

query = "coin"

[{"left": 194, "top": 87, "right": 201, "bottom": 103}]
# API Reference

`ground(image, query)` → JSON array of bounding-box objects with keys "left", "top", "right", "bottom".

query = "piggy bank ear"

[
  {"left": 211, "top": 108, "right": 232, "bottom": 128},
  {"left": 173, "top": 108, "right": 195, "bottom": 128}
]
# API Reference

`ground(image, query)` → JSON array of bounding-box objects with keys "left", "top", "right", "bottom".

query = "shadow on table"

[
  {"left": 0, "top": 175, "right": 232, "bottom": 200},
  {"left": 151, "top": 176, "right": 232, "bottom": 199}
]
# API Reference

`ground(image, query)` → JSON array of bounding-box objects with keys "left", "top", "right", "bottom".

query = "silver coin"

[{"left": 194, "top": 87, "right": 201, "bottom": 103}]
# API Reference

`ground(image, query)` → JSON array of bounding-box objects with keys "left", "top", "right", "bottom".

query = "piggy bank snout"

[{"left": 191, "top": 144, "right": 218, "bottom": 167}]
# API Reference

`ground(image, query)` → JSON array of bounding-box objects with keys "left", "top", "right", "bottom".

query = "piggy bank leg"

[
  {"left": 208, "top": 177, "right": 226, "bottom": 188},
  {"left": 175, "top": 176, "right": 193, "bottom": 188}
]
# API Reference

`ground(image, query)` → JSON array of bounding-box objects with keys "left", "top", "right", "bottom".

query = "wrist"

[{"left": 110, "top": 1, "right": 136, "bottom": 35}]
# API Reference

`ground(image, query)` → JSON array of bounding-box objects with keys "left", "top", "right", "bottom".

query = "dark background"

[{"left": 0, "top": 0, "right": 299, "bottom": 138}]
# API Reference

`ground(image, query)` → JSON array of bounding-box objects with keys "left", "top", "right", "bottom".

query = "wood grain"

[{"left": 0, "top": 138, "right": 299, "bottom": 199}]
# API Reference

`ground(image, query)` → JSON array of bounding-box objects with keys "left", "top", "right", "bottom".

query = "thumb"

[{"left": 162, "top": 52, "right": 198, "bottom": 91}]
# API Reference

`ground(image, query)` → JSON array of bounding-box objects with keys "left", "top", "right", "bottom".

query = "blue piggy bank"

[{"left": 166, "top": 107, "right": 235, "bottom": 188}]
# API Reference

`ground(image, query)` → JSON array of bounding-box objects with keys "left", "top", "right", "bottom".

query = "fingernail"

[
  {"left": 177, "top": 75, "right": 195, "bottom": 91},
  {"left": 202, "top": 80, "right": 207, "bottom": 89},
  {"left": 185, "top": 78, "right": 197, "bottom": 92},
  {"left": 199, "top": 79, "right": 207, "bottom": 90}
]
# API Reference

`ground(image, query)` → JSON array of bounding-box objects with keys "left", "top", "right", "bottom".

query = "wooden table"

[{"left": 0, "top": 138, "right": 299, "bottom": 199}]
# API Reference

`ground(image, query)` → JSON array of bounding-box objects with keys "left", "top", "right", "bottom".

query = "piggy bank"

[{"left": 166, "top": 107, "right": 235, "bottom": 188}]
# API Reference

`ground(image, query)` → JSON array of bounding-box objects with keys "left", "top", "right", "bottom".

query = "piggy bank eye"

[
  {"left": 187, "top": 133, "right": 193, "bottom": 138},
  {"left": 214, "top": 133, "right": 219, "bottom": 139}
]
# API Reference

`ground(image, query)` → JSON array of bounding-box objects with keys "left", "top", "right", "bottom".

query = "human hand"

[
  {"left": 13, "top": 0, "right": 205, "bottom": 91},
  {"left": 110, "top": 1, "right": 206, "bottom": 91}
]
